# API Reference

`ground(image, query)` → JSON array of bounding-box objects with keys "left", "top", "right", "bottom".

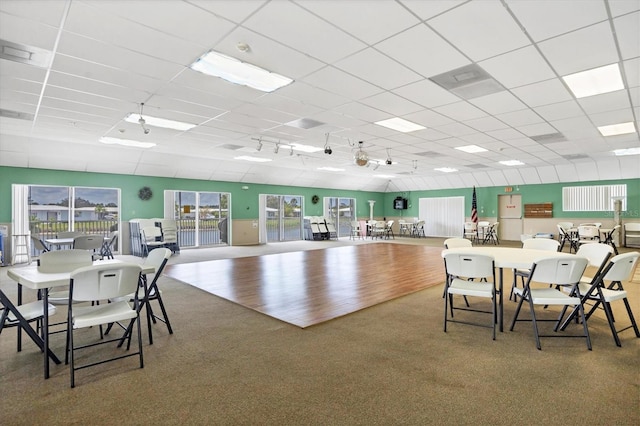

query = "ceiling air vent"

[
  {"left": 429, "top": 64, "right": 505, "bottom": 100},
  {"left": 530, "top": 132, "right": 566, "bottom": 144},
  {"left": 0, "top": 108, "right": 34, "bottom": 121},
  {"left": 466, "top": 163, "right": 489, "bottom": 169},
  {"left": 220, "top": 144, "right": 245, "bottom": 150},
  {"left": 415, "top": 151, "right": 444, "bottom": 157},
  {"left": 562, "top": 154, "right": 589, "bottom": 160},
  {"left": 285, "top": 118, "right": 325, "bottom": 129},
  {"left": 0, "top": 39, "right": 52, "bottom": 68}
]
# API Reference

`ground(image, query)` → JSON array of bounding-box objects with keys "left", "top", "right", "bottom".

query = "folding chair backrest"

[
  {"left": 600, "top": 252, "right": 640, "bottom": 282},
  {"left": 578, "top": 225, "right": 599, "bottom": 239},
  {"left": 57, "top": 231, "right": 84, "bottom": 238},
  {"left": 575, "top": 243, "right": 613, "bottom": 268},
  {"left": 141, "top": 226, "right": 163, "bottom": 242},
  {"left": 557, "top": 222, "right": 573, "bottom": 230},
  {"left": 529, "top": 256, "right": 588, "bottom": 285},
  {"left": 38, "top": 249, "right": 93, "bottom": 273},
  {"left": 444, "top": 238, "right": 472, "bottom": 249},
  {"left": 31, "top": 236, "right": 49, "bottom": 252},
  {"left": 522, "top": 238, "right": 559, "bottom": 251},
  {"left": 70, "top": 263, "right": 142, "bottom": 302},
  {"left": 73, "top": 235, "right": 104, "bottom": 251},
  {"left": 144, "top": 247, "right": 171, "bottom": 274},
  {"left": 444, "top": 253, "right": 494, "bottom": 280}
]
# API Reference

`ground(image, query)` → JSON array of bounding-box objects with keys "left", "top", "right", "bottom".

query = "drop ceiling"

[{"left": 0, "top": 0, "right": 638, "bottom": 192}]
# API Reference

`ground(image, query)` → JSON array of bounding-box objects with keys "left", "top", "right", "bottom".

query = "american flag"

[{"left": 471, "top": 186, "right": 478, "bottom": 224}]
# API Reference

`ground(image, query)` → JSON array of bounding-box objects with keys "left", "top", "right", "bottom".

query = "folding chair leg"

[{"left": 527, "top": 299, "right": 542, "bottom": 350}]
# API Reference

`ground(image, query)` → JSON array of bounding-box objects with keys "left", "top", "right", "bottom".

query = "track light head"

[
  {"left": 385, "top": 158, "right": 392, "bottom": 165},
  {"left": 324, "top": 146, "right": 332, "bottom": 155},
  {"left": 138, "top": 103, "right": 150, "bottom": 134},
  {"left": 274, "top": 143, "right": 280, "bottom": 154}
]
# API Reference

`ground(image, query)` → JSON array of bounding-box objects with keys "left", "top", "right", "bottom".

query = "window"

[
  {"left": 562, "top": 184, "right": 627, "bottom": 211},
  {"left": 28, "top": 185, "right": 119, "bottom": 237}
]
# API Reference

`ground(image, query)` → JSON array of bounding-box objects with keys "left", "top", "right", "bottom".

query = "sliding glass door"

[
  {"left": 170, "top": 191, "right": 230, "bottom": 247},
  {"left": 324, "top": 197, "right": 356, "bottom": 237},
  {"left": 265, "top": 194, "right": 302, "bottom": 242}
]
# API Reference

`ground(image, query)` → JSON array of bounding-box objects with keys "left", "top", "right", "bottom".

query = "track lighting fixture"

[
  {"left": 412, "top": 160, "right": 418, "bottom": 170},
  {"left": 385, "top": 148, "right": 392, "bottom": 165},
  {"left": 373, "top": 162, "right": 380, "bottom": 171},
  {"left": 274, "top": 142, "right": 280, "bottom": 154},
  {"left": 290, "top": 146, "right": 294, "bottom": 156},
  {"left": 256, "top": 138, "right": 263, "bottom": 151},
  {"left": 138, "top": 103, "right": 150, "bottom": 134},
  {"left": 323, "top": 133, "right": 332, "bottom": 155}
]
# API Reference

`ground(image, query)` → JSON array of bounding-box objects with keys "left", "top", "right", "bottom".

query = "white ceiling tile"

[
  {"left": 359, "top": 92, "right": 423, "bottom": 116},
  {"left": 516, "top": 122, "right": 558, "bottom": 137},
  {"left": 375, "top": 24, "right": 470, "bottom": 78},
  {"left": 89, "top": 0, "right": 235, "bottom": 46},
  {"left": 512, "top": 78, "right": 573, "bottom": 108},
  {"left": 538, "top": 21, "right": 619, "bottom": 76},
  {"left": 618, "top": 155, "right": 640, "bottom": 178},
  {"left": 496, "top": 109, "right": 544, "bottom": 127},
  {"left": 428, "top": 0, "right": 530, "bottom": 61},
  {"left": 433, "top": 101, "right": 487, "bottom": 121},
  {"left": 518, "top": 167, "right": 542, "bottom": 184},
  {"left": 480, "top": 46, "right": 556, "bottom": 89},
  {"left": 470, "top": 91, "right": 528, "bottom": 115},
  {"left": 394, "top": 79, "right": 461, "bottom": 108},
  {"left": 614, "top": 12, "right": 640, "bottom": 60},
  {"left": 400, "top": 0, "right": 466, "bottom": 20},
  {"left": 334, "top": 48, "right": 422, "bottom": 90},
  {"left": 465, "top": 116, "right": 509, "bottom": 132},
  {"left": 535, "top": 165, "right": 560, "bottom": 183},
  {"left": 188, "top": 0, "right": 267, "bottom": 23},
  {"left": 213, "top": 27, "right": 325, "bottom": 80},
  {"left": 533, "top": 100, "right": 585, "bottom": 121},
  {"left": 242, "top": 1, "right": 366, "bottom": 63},
  {"left": 300, "top": 1, "right": 420, "bottom": 45},
  {"left": 0, "top": 10, "right": 61, "bottom": 50},
  {"left": 506, "top": 0, "right": 607, "bottom": 41},
  {"left": 302, "top": 66, "right": 383, "bottom": 101}
]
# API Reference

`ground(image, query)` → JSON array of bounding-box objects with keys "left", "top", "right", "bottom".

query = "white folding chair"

[
  {"left": 140, "top": 226, "right": 166, "bottom": 256},
  {"left": 443, "top": 252, "right": 497, "bottom": 340},
  {"left": 510, "top": 256, "right": 590, "bottom": 350},
  {"left": 73, "top": 235, "right": 106, "bottom": 260},
  {"left": 510, "top": 238, "right": 560, "bottom": 301},
  {"left": 573, "top": 252, "right": 639, "bottom": 347},
  {"left": 66, "top": 263, "right": 143, "bottom": 388}
]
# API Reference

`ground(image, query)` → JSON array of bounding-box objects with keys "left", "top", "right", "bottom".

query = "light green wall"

[
  {"left": 1, "top": 166, "right": 637, "bottom": 222},
  {"left": 383, "top": 179, "right": 640, "bottom": 219},
  {"left": 0, "top": 166, "right": 382, "bottom": 222}
]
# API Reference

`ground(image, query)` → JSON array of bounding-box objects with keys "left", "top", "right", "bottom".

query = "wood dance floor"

[{"left": 163, "top": 243, "right": 445, "bottom": 328}]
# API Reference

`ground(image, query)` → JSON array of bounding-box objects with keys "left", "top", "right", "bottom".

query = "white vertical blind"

[
  {"left": 420, "top": 196, "right": 465, "bottom": 237},
  {"left": 562, "top": 184, "right": 627, "bottom": 211},
  {"left": 11, "top": 184, "right": 30, "bottom": 263},
  {"left": 164, "top": 190, "right": 175, "bottom": 218}
]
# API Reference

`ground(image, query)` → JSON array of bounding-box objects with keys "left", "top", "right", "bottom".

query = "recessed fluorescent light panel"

[
  {"left": 613, "top": 147, "right": 640, "bottom": 156},
  {"left": 499, "top": 160, "right": 524, "bottom": 166},
  {"left": 375, "top": 117, "right": 425, "bottom": 133},
  {"left": 190, "top": 50, "right": 293, "bottom": 92},
  {"left": 234, "top": 156, "right": 272, "bottom": 162},
  {"left": 99, "top": 137, "right": 156, "bottom": 148},
  {"left": 290, "top": 143, "right": 324, "bottom": 153},
  {"left": 435, "top": 167, "right": 458, "bottom": 173},
  {"left": 455, "top": 145, "right": 487, "bottom": 153},
  {"left": 317, "top": 166, "right": 345, "bottom": 172},
  {"left": 562, "top": 63, "right": 624, "bottom": 98},
  {"left": 125, "top": 113, "right": 196, "bottom": 131},
  {"left": 597, "top": 122, "right": 636, "bottom": 137}
]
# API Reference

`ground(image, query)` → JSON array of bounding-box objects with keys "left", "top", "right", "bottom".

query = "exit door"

[{"left": 498, "top": 194, "right": 522, "bottom": 241}]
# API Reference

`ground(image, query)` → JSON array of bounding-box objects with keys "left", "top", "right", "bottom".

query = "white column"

[{"left": 368, "top": 200, "right": 376, "bottom": 221}]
